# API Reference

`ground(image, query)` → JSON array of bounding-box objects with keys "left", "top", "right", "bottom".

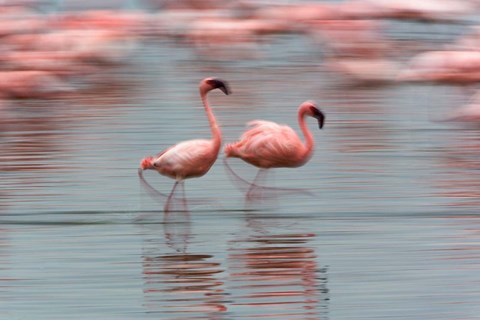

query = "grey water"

[{"left": 2, "top": 4, "right": 480, "bottom": 320}]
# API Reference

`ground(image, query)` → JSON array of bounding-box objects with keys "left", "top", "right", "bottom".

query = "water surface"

[{"left": 2, "top": 3, "right": 480, "bottom": 319}]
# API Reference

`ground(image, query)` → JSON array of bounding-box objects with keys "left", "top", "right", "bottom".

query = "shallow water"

[{"left": 2, "top": 3, "right": 480, "bottom": 319}]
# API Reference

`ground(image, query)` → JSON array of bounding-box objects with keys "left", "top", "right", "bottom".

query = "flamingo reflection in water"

[
  {"left": 224, "top": 100, "right": 325, "bottom": 201},
  {"left": 228, "top": 214, "right": 329, "bottom": 319},
  {"left": 139, "top": 77, "right": 230, "bottom": 212},
  {"left": 141, "top": 210, "right": 228, "bottom": 317},
  {"left": 139, "top": 161, "right": 228, "bottom": 314}
]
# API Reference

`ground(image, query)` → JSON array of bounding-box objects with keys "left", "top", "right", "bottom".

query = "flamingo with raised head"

[
  {"left": 224, "top": 100, "right": 325, "bottom": 199},
  {"left": 139, "top": 77, "right": 230, "bottom": 212}
]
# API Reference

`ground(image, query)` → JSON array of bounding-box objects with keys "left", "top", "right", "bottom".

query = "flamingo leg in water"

[
  {"left": 163, "top": 191, "right": 191, "bottom": 253},
  {"left": 167, "top": 181, "right": 189, "bottom": 213},
  {"left": 164, "top": 180, "right": 191, "bottom": 213},
  {"left": 165, "top": 181, "right": 180, "bottom": 213},
  {"left": 138, "top": 169, "right": 216, "bottom": 216},
  {"left": 246, "top": 169, "right": 267, "bottom": 200},
  {"left": 223, "top": 158, "right": 314, "bottom": 199},
  {"left": 179, "top": 181, "right": 189, "bottom": 213}
]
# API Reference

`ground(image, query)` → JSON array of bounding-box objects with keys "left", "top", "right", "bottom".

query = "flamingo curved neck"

[
  {"left": 200, "top": 90, "right": 222, "bottom": 150},
  {"left": 298, "top": 109, "right": 314, "bottom": 161}
]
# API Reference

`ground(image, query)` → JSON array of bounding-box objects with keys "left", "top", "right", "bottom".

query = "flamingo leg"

[
  {"left": 164, "top": 181, "right": 180, "bottom": 213},
  {"left": 178, "top": 181, "right": 189, "bottom": 213},
  {"left": 165, "top": 181, "right": 191, "bottom": 213},
  {"left": 223, "top": 158, "right": 255, "bottom": 193},
  {"left": 224, "top": 158, "right": 314, "bottom": 200},
  {"left": 138, "top": 170, "right": 217, "bottom": 217},
  {"left": 246, "top": 169, "right": 267, "bottom": 200},
  {"left": 163, "top": 196, "right": 191, "bottom": 253}
]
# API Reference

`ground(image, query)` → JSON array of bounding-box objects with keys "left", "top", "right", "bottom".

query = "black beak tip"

[
  {"left": 317, "top": 114, "right": 325, "bottom": 129},
  {"left": 222, "top": 86, "right": 231, "bottom": 95},
  {"left": 206, "top": 78, "right": 231, "bottom": 95}
]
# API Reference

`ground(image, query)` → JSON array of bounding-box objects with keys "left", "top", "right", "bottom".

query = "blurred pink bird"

[
  {"left": 224, "top": 101, "right": 325, "bottom": 199},
  {"left": 139, "top": 77, "right": 230, "bottom": 212}
]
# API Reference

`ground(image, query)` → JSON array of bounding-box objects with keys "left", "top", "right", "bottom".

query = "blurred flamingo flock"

[{"left": 1, "top": 0, "right": 480, "bottom": 117}]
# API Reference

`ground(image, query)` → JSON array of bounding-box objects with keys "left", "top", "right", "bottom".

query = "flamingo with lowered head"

[
  {"left": 224, "top": 100, "right": 325, "bottom": 199},
  {"left": 139, "top": 77, "right": 230, "bottom": 212}
]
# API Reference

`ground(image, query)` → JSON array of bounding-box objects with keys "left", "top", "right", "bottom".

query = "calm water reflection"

[
  {"left": 228, "top": 228, "right": 329, "bottom": 319},
  {"left": 2, "top": 1, "right": 480, "bottom": 319},
  {"left": 142, "top": 214, "right": 228, "bottom": 319}
]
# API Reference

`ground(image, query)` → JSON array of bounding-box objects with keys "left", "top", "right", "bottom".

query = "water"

[{"left": 2, "top": 3, "right": 480, "bottom": 319}]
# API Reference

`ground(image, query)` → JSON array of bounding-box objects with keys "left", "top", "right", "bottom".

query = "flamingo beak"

[
  {"left": 317, "top": 115, "right": 325, "bottom": 129},
  {"left": 311, "top": 107, "right": 325, "bottom": 129},
  {"left": 219, "top": 85, "right": 230, "bottom": 95},
  {"left": 209, "top": 78, "right": 231, "bottom": 95}
]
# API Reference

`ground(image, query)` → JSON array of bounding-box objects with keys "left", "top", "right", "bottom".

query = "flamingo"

[
  {"left": 224, "top": 100, "right": 325, "bottom": 199},
  {"left": 139, "top": 77, "right": 230, "bottom": 212},
  {"left": 397, "top": 51, "right": 480, "bottom": 84}
]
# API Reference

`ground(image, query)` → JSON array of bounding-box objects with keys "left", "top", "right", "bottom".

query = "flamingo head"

[
  {"left": 201, "top": 77, "right": 231, "bottom": 95},
  {"left": 304, "top": 101, "right": 325, "bottom": 129},
  {"left": 139, "top": 156, "right": 155, "bottom": 170}
]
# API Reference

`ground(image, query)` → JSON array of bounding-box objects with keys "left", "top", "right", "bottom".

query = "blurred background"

[{"left": 1, "top": 0, "right": 480, "bottom": 319}]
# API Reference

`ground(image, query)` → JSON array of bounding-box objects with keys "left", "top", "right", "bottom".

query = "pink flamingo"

[
  {"left": 224, "top": 101, "right": 325, "bottom": 199},
  {"left": 139, "top": 77, "right": 230, "bottom": 212},
  {"left": 397, "top": 51, "right": 480, "bottom": 84}
]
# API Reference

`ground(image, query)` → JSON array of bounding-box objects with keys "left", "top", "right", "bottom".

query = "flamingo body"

[
  {"left": 225, "top": 101, "right": 325, "bottom": 169},
  {"left": 225, "top": 120, "right": 309, "bottom": 168},
  {"left": 142, "top": 139, "right": 219, "bottom": 180}
]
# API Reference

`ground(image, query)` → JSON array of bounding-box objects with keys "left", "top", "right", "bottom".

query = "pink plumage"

[
  {"left": 139, "top": 77, "right": 230, "bottom": 211},
  {"left": 224, "top": 101, "right": 325, "bottom": 169}
]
